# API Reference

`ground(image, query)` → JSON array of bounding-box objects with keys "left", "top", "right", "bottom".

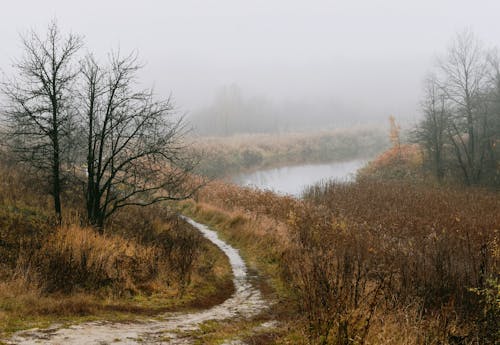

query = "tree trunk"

[{"left": 52, "top": 136, "right": 62, "bottom": 224}]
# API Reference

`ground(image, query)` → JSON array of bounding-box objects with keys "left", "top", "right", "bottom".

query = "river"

[{"left": 231, "top": 158, "right": 367, "bottom": 197}]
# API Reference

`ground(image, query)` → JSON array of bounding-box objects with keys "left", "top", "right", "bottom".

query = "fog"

[{"left": 1, "top": 0, "right": 500, "bottom": 133}]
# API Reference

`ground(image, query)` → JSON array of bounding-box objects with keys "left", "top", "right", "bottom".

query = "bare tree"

[
  {"left": 413, "top": 30, "right": 500, "bottom": 186},
  {"left": 1, "top": 22, "right": 83, "bottom": 221},
  {"left": 438, "top": 29, "right": 493, "bottom": 185},
  {"left": 484, "top": 54, "right": 500, "bottom": 185},
  {"left": 80, "top": 53, "right": 200, "bottom": 231},
  {"left": 414, "top": 74, "right": 449, "bottom": 181}
]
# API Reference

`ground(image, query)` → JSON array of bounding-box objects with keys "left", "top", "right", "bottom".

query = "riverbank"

[
  {"left": 231, "top": 159, "right": 366, "bottom": 196},
  {"left": 192, "top": 127, "right": 388, "bottom": 178}
]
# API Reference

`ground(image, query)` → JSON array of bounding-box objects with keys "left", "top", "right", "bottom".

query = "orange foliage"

[{"left": 359, "top": 144, "right": 424, "bottom": 180}]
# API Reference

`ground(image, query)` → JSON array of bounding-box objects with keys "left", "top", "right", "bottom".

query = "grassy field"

[
  {"left": 181, "top": 177, "right": 499, "bottom": 344},
  {"left": 0, "top": 162, "right": 233, "bottom": 337},
  {"left": 2, "top": 133, "right": 498, "bottom": 344}
]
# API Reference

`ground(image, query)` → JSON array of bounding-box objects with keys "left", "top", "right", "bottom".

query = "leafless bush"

[
  {"left": 282, "top": 207, "right": 386, "bottom": 345},
  {"left": 196, "top": 178, "right": 499, "bottom": 343}
]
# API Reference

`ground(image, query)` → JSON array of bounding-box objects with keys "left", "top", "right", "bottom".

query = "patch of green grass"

[{"left": 178, "top": 201, "right": 286, "bottom": 297}]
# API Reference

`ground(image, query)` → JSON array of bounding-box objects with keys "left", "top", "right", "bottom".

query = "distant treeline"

[{"left": 188, "top": 84, "right": 384, "bottom": 136}]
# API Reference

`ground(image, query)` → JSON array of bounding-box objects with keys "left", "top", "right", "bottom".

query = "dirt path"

[{"left": 6, "top": 217, "right": 268, "bottom": 345}]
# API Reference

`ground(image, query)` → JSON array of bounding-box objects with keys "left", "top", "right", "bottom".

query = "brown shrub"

[
  {"left": 282, "top": 207, "right": 386, "bottom": 344},
  {"left": 0, "top": 158, "right": 208, "bottom": 294},
  {"left": 195, "top": 179, "right": 499, "bottom": 344},
  {"left": 23, "top": 225, "right": 158, "bottom": 295},
  {"left": 303, "top": 180, "right": 499, "bottom": 311},
  {"left": 357, "top": 144, "right": 424, "bottom": 181}
]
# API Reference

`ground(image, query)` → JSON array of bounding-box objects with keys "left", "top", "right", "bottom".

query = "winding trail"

[{"left": 6, "top": 217, "right": 267, "bottom": 345}]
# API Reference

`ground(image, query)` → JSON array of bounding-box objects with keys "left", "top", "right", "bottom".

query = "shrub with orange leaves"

[{"left": 358, "top": 144, "right": 424, "bottom": 181}]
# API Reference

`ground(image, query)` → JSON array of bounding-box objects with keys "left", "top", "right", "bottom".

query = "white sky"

[{"left": 1, "top": 0, "right": 500, "bottom": 121}]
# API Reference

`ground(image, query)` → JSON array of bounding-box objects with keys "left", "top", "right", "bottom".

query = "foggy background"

[{"left": 1, "top": 0, "right": 500, "bottom": 134}]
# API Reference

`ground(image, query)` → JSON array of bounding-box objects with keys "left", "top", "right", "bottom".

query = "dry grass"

[
  {"left": 26, "top": 225, "right": 158, "bottom": 294},
  {"left": 184, "top": 178, "right": 499, "bottom": 344},
  {"left": 192, "top": 127, "right": 388, "bottom": 177},
  {"left": 0, "top": 159, "right": 233, "bottom": 336},
  {"left": 357, "top": 144, "right": 424, "bottom": 181}
]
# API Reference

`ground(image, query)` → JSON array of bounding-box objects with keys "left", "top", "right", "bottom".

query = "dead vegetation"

[
  {"left": 184, "top": 177, "right": 499, "bottom": 344},
  {"left": 192, "top": 127, "right": 388, "bottom": 177},
  {"left": 0, "top": 160, "right": 232, "bottom": 335}
]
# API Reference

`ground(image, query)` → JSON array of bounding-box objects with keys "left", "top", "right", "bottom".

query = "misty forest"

[{"left": 0, "top": 2, "right": 498, "bottom": 345}]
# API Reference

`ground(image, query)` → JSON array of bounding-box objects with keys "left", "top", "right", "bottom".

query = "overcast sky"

[{"left": 1, "top": 0, "right": 500, "bottom": 123}]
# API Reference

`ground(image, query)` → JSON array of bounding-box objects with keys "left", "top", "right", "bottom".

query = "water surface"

[{"left": 232, "top": 159, "right": 366, "bottom": 197}]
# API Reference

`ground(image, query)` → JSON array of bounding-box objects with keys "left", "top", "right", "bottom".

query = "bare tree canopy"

[
  {"left": 413, "top": 74, "right": 448, "bottom": 182},
  {"left": 438, "top": 30, "right": 493, "bottom": 184},
  {"left": 2, "top": 22, "right": 201, "bottom": 228},
  {"left": 80, "top": 53, "right": 200, "bottom": 230},
  {"left": 1, "top": 21, "right": 83, "bottom": 221},
  {"left": 414, "top": 29, "right": 500, "bottom": 186}
]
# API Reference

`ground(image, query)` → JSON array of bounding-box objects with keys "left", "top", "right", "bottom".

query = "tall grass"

[
  {"left": 193, "top": 127, "right": 388, "bottom": 177},
  {"left": 300, "top": 180, "right": 499, "bottom": 343},
  {"left": 25, "top": 225, "right": 158, "bottom": 294},
  {"left": 0, "top": 160, "right": 232, "bottom": 334},
  {"left": 190, "top": 179, "right": 499, "bottom": 344}
]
